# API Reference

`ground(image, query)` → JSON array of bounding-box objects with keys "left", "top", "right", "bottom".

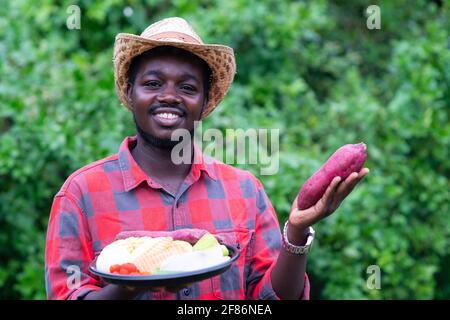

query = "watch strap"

[{"left": 282, "top": 221, "right": 315, "bottom": 255}]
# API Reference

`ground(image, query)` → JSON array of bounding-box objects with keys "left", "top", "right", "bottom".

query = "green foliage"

[{"left": 1, "top": 0, "right": 449, "bottom": 299}]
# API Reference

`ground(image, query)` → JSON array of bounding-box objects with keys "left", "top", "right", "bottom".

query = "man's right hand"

[{"left": 84, "top": 282, "right": 193, "bottom": 300}]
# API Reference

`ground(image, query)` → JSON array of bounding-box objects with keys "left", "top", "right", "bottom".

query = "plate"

[{"left": 88, "top": 245, "right": 240, "bottom": 287}]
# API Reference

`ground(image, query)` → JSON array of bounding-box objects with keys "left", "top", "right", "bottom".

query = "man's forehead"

[
  {"left": 135, "top": 51, "right": 205, "bottom": 78},
  {"left": 140, "top": 68, "right": 200, "bottom": 82}
]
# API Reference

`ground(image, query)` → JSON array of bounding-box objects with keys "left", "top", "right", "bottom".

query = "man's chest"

[
  {"left": 85, "top": 181, "right": 257, "bottom": 300},
  {"left": 85, "top": 181, "right": 254, "bottom": 248}
]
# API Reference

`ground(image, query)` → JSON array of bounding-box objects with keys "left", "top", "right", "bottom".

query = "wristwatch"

[{"left": 282, "top": 221, "right": 315, "bottom": 255}]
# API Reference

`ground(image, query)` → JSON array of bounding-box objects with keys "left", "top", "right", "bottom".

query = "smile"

[
  {"left": 154, "top": 112, "right": 180, "bottom": 119},
  {"left": 150, "top": 108, "right": 185, "bottom": 127}
]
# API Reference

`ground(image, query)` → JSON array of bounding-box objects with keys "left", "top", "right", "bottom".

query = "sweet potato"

[
  {"left": 115, "top": 229, "right": 209, "bottom": 243},
  {"left": 115, "top": 229, "right": 229, "bottom": 245},
  {"left": 297, "top": 142, "right": 367, "bottom": 210}
]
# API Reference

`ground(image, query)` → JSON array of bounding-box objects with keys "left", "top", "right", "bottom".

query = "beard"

[{"left": 133, "top": 115, "right": 194, "bottom": 151}]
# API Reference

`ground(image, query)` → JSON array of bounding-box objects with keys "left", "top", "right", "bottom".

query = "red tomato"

[
  {"left": 122, "top": 263, "right": 138, "bottom": 273},
  {"left": 109, "top": 264, "right": 121, "bottom": 273},
  {"left": 119, "top": 267, "right": 130, "bottom": 275}
]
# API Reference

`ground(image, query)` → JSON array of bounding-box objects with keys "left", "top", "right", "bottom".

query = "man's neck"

[{"left": 131, "top": 135, "right": 193, "bottom": 190}]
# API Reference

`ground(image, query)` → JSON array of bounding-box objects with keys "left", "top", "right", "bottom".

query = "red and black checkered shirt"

[{"left": 45, "top": 136, "right": 310, "bottom": 300}]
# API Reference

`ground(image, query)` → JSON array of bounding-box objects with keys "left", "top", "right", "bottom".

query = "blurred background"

[{"left": 0, "top": 0, "right": 449, "bottom": 299}]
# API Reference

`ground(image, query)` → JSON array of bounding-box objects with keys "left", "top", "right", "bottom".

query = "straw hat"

[{"left": 113, "top": 17, "right": 236, "bottom": 118}]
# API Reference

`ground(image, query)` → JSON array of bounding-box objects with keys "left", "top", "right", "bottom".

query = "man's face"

[{"left": 128, "top": 51, "right": 207, "bottom": 146}]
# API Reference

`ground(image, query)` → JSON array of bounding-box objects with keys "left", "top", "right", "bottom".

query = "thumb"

[{"left": 290, "top": 194, "right": 299, "bottom": 213}]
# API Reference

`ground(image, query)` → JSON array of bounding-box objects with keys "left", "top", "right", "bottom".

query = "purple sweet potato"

[
  {"left": 297, "top": 142, "right": 367, "bottom": 210},
  {"left": 115, "top": 229, "right": 209, "bottom": 243},
  {"left": 115, "top": 229, "right": 230, "bottom": 245}
]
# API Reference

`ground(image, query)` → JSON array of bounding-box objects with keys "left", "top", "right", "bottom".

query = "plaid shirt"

[{"left": 45, "top": 136, "right": 310, "bottom": 300}]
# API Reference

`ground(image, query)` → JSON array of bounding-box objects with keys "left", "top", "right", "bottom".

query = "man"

[{"left": 45, "top": 17, "right": 369, "bottom": 300}]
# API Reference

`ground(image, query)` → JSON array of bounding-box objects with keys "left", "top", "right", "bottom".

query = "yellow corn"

[{"left": 131, "top": 237, "right": 173, "bottom": 273}]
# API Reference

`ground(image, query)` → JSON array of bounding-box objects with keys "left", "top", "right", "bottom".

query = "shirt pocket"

[{"left": 210, "top": 228, "right": 253, "bottom": 300}]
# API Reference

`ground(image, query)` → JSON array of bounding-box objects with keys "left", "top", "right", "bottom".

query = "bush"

[{"left": 0, "top": 0, "right": 448, "bottom": 299}]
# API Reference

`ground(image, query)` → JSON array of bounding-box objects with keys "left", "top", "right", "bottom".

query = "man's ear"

[
  {"left": 199, "top": 97, "right": 208, "bottom": 119},
  {"left": 126, "top": 83, "right": 133, "bottom": 109}
]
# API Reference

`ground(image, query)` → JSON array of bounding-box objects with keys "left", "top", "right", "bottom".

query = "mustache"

[{"left": 148, "top": 103, "right": 187, "bottom": 116}]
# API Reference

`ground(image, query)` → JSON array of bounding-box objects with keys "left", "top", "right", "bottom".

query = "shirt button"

[{"left": 183, "top": 288, "right": 191, "bottom": 296}]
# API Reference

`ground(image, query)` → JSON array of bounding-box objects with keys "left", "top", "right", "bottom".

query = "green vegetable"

[{"left": 193, "top": 234, "right": 219, "bottom": 251}]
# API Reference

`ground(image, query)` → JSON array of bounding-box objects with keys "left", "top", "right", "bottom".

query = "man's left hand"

[{"left": 287, "top": 168, "right": 370, "bottom": 237}]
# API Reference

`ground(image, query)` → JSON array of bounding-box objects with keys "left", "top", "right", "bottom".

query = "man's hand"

[
  {"left": 288, "top": 168, "right": 370, "bottom": 237},
  {"left": 85, "top": 282, "right": 194, "bottom": 300},
  {"left": 122, "top": 282, "right": 193, "bottom": 295}
]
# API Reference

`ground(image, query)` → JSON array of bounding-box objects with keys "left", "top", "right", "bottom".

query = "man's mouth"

[
  {"left": 154, "top": 112, "right": 180, "bottom": 120},
  {"left": 150, "top": 107, "right": 185, "bottom": 127}
]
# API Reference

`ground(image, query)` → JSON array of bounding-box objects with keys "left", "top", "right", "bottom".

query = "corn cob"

[
  {"left": 172, "top": 240, "right": 193, "bottom": 253},
  {"left": 131, "top": 237, "right": 174, "bottom": 273}
]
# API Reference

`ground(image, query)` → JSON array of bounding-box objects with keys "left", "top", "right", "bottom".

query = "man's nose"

[{"left": 157, "top": 84, "right": 182, "bottom": 105}]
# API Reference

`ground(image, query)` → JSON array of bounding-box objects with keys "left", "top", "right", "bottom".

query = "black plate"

[{"left": 88, "top": 245, "right": 240, "bottom": 287}]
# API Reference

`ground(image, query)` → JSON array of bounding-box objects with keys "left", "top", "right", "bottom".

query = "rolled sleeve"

[
  {"left": 45, "top": 193, "right": 101, "bottom": 300},
  {"left": 257, "top": 264, "right": 310, "bottom": 300},
  {"left": 69, "top": 285, "right": 102, "bottom": 300},
  {"left": 246, "top": 179, "right": 311, "bottom": 300}
]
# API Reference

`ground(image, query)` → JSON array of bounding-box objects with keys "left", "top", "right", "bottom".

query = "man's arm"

[
  {"left": 271, "top": 224, "right": 309, "bottom": 299},
  {"left": 83, "top": 284, "right": 143, "bottom": 300},
  {"left": 46, "top": 193, "right": 101, "bottom": 300},
  {"left": 46, "top": 193, "right": 144, "bottom": 300},
  {"left": 271, "top": 168, "right": 369, "bottom": 299},
  {"left": 83, "top": 283, "right": 191, "bottom": 300},
  {"left": 243, "top": 179, "right": 309, "bottom": 300}
]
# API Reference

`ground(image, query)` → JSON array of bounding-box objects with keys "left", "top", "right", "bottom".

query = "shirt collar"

[
  {"left": 191, "top": 143, "right": 217, "bottom": 182},
  {"left": 118, "top": 136, "right": 217, "bottom": 192}
]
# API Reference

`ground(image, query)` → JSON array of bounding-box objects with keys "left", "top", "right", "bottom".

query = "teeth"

[{"left": 155, "top": 113, "right": 179, "bottom": 119}]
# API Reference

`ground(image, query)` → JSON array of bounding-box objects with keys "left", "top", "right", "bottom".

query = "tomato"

[
  {"left": 109, "top": 263, "right": 142, "bottom": 275},
  {"left": 109, "top": 264, "right": 121, "bottom": 273},
  {"left": 119, "top": 267, "right": 130, "bottom": 275},
  {"left": 122, "top": 263, "right": 138, "bottom": 273}
]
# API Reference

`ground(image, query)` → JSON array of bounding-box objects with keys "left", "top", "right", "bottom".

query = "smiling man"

[
  {"left": 127, "top": 45, "right": 212, "bottom": 195},
  {"left": 45, "top": 17, "right": 368, "bottom": 300}
]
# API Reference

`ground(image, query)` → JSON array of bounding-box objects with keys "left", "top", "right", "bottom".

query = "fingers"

[
  {"left": 336, "top": 167, "right": 370, "bottom": 198},
  {"left": 150, "top": 282, "right": 194, "bottom": 293},
  {"left": 336, "top": 172, "right": 358, "bottom": 196},
  {"left": 360, "top": 167, "right": 370, "bottom": 177},
  {"left": 291, "top": 168, "right": 370, "bottom": 225},
  {"left": 316, "top": 176, "right": 342, "bottom": 212},
  {"left": 326, "top": 176, "right": 342, "bottom": 199},
  {"left": 290, "top": 194, "right": 299, "bottom": 212},
  {"left": 315, "top": 168, "right": 370, "bottom": 215}
]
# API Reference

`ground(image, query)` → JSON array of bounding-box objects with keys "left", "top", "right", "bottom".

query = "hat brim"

[{"left": 113, "top": 33, "right": 236, "bottom": 118}]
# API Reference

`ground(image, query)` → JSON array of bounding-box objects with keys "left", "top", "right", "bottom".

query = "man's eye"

[
  {"left": 181, "top": 85, "right": 196, "bottom": 92},
  {"left": 144, "top": 81, "right": 160, "bottom": 88}
]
